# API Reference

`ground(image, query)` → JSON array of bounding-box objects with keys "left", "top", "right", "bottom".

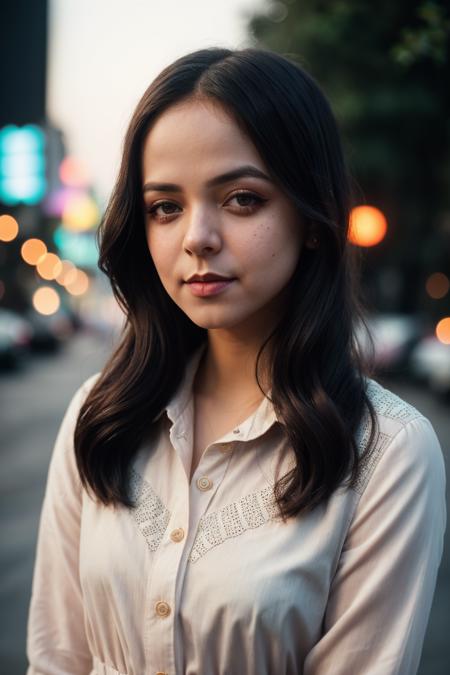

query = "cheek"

[
  {"left": 246, "top": 216, "right": 302, "bottom": 269},
  {"left": 146, "top": 229, "right": 173, "bottom": 276}
]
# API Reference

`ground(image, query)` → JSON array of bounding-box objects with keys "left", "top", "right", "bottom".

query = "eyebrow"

[{"left": 142, "top": 165, "right": 272, "bottom": 194}]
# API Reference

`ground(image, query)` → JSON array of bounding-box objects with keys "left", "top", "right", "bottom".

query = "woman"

[{"left": 27, "top": 47, "right": 446, "bottom": 675}]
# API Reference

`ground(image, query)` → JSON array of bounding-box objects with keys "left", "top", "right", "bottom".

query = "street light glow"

[
  {"left": 65, "top": 268, "right": 90, "bottom": 295},
  {"left": 32, "top": 286, "right": 60, "bottom": 315},
  {"left": 36, "top": 252, "right": 63, "bottom": 280},
  {"left": 426, "top": 272, "right": 449, "bottom": 300},
  {"left": 436, "top": 317, "right": 450, "bottom": 345},
  {"left": 348, "top": 205, "right": 387, "bottom": 247},
  {"left": 0, "top": 214, "right": 19, "bottom": 241},
  {"left": 21, "top": 238, "right": 47, "bottom": 265}
]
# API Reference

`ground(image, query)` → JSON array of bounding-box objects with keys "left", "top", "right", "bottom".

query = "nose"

[{"left": 183, "top": 204, "right": 222, "bottom": 256}]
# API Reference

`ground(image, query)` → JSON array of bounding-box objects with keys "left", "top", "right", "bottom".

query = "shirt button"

[
  {"left": 196, "top": 476, "right": 213, "bottom": 491},
  {"left": 170, "top": 527, "right": 185, "bottom": 542},
  {"left": 155, "top": 601, "right": 171, "bottom": 618},
  {"left": 233, "top": 428, "right": 240, "bottom": 434}
]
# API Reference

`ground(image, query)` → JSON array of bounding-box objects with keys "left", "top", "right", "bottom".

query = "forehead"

[{"left": 141, "top": 98, "right": 264, "bottom": 172}]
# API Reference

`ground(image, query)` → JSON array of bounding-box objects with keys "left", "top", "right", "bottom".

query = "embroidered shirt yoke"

[{"left": 26, "top": 344, "right": 446, "bottom": 675}]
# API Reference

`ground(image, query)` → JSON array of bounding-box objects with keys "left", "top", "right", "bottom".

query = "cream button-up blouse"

[{"left": 26, "top": 343, "right": 446, "bottom": 675}]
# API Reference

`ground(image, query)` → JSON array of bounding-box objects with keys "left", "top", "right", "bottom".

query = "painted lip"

[
  {"left": 186, "top": 279, "right": 236, "bottom": 297},
  {"left": 185, "top": 272, "right": 234, "bottom": 283}
]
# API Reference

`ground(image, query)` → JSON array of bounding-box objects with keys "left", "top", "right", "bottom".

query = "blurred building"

[
  {"left": 1, "top": 0, "right": 98, "bottom": 320},
  {"left": 1, "top": 0, "right": 48, "bottom": 127}
]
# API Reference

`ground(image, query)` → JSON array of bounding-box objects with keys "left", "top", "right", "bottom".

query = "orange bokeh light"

[
  {"left": 36, "top": 253, "right": 63, "bottom": 280},
  {"left": 65, "top": 269, "right": 90, "bottom": 296},
  {"left": 55, "top": 259, "right": 76, "bottom": 285},
  {"left": 348, "top": 206, "right": 387, "bottom": 247},
  {"left": 0, "top": 214, "right": 19, "bottom": 242},
  {"left": 32, "top": 287, "right": 60, "bottom": 315},
  {"left": 64, "top": 268, "right": 79, "bottom": 286},
  {"left": 436, "top": 317, "right": 450, "bottom": 345},
  {"left": 426, "top": 272, "right": 449, "bottom": 300},
  {"left": 21, "top": 238, "right": 47, "bottom": 265}
]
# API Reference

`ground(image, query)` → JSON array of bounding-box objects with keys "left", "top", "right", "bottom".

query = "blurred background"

[{"left": 0, "top": 0, "right": 449, "bottom": 673}]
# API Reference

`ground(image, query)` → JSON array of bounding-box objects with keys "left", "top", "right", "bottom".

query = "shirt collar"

[
  {"left": 165, "top": 342, "right": 208, "bottom": 424},
  {"left": 153, "top": 342, "right": 280, "bottom": 442}
]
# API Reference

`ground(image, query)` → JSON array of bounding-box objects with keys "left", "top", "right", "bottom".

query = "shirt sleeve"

[
  {"left": 303, "top": 415, "right": 447, "bottom": 675},
  {"left": 26, "top": 374, "right": 100, "bottom": 675}
]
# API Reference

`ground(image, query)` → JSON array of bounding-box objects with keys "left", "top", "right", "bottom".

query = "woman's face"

[{"left": 142, "top": 97, "right": 304, "bottom": 335}]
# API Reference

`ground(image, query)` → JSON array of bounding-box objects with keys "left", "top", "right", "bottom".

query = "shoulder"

[
  {"left": 52, "top": 372, "right": 102, "bottom": 460},
  {"left": 353, "top": 377, "right": 446, "bottom": 497},
  {"left": 357, "top": 377, "right": 424, "bottom": 447},
  {"left": 44, "top": 372, "right": 102, "bottom": 498},
  {"left": 79, "top": 371, "right": 102, "bottom": 398},
  {"left": 65, "top": 371, "right": 102, "bottom": 416}
]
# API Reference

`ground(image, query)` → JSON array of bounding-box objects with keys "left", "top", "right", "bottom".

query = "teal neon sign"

[{"left": 0, "top": 124, "right": 47, "bottom": 205}]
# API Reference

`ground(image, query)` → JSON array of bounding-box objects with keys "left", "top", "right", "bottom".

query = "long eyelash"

[
  {"left": 146, "top": 192, "right": 267, "bottom": 220},
  {"left": 146, "top": 201, "right": 180, "bottom": 220},
  {"left": 229, "top": 191, "right": 267, "bottom": 207},
  {"left": 146, "top": 202, "right": 173, "bottom": 214}
]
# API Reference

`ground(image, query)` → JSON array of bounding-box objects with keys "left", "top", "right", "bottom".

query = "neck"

[{"left": 194, "top": 328, "right": 273, "bottom": 403}]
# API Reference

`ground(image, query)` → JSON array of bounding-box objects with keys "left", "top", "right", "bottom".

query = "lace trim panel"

[
  {"left": 188, "top": 485, "right": 279, "bottom": 564},
  {"left": 354, "top": 380, "right": 425, "bottom": 494},
  {"left": 128, "top": 469, "right": 171, "bottom": 553},
  {"left": 364, "top": 379, "right": 423, "bottom": 424}
]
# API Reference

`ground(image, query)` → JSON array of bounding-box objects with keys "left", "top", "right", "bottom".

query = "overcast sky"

[{"left": 47, "top": 0, "right": 266, "bottom": 205}]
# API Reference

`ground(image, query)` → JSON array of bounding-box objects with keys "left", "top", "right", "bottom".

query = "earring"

[{"left": 307, "top": 234, "right": 320, "bottom": 249}]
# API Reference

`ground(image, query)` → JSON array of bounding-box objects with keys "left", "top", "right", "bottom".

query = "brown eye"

[
  {"left": 147, "top": 201, "right": 181, "bottom": 221},
  {"left": 226, "top": 191, "right": 267, "bottom": 212}
]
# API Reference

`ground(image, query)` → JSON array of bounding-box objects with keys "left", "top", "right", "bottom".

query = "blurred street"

[
  {"left": 0, "top": 331, "right": 449, "bottom": 674},
  {"left": 0, "top": 331, "right": 113, "bottom": 674}
]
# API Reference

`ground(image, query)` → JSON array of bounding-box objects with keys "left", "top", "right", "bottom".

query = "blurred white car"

[
  {"left": 25, "top": 306, "right": 76, "bottom": 352},
  {"left": 356, "top": 313, "right": 424, "bottom": 375},
  {"left": 0, "top": 308, "right": 33, "bottom": 368},
  {"left": 410, "top": 334, "right": 450, "bottom": 398}
]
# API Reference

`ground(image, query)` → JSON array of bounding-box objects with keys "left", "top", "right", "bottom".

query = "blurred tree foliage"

[{"left": 247, "top": 0, "right": 450, "bottom": 314}]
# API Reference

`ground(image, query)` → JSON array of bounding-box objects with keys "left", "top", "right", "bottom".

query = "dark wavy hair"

[{"left": 74, "top": 46, "right": 378, "bottom": 519}]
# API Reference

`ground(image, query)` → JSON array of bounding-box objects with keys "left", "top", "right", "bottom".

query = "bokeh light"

[
  {"left": 436, "top": 317, "right": 450, "bottom": 345},
  {"left": 62, "top": 193, "right": 99, "bottom": 231},
  {"left": 348, "top": 206, "right": 387, "bottom": 247},
  {"left": 55, "top": 259, "right": 76, "bottom": 285},
  {"left": 59, "top": 156, "right": 89, "bottom": 188},
  {"left": 43, "top": 186, "right": 80, "bottom": 218},
  {"left": 63, "top": 266, "right": 79, "bottom": 286},
  {"left": 65, "top": 269, "right": 90, "bottom": 296},
  {"left": 426, "top": 272, "right": 449, "bottom": 300},
  {"left": 0, "top": 214, "right": 19, "bottom": 241},
  {"left": 32, "top": 286, "right": 60, "bottom": 315},
  {"left": 0, "top": 125, "right": 46, "bottom": 205},
  {"left": 36, "top": 252, "right": 63, "bottom": 280},
  {"left": 21, "top": 238, "right": 47, "bottom": 265}
]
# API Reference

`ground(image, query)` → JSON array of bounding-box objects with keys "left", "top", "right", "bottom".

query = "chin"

[
  {"left": 185, "top": 310, "right": 253, "bottom": 331},
  {"left": 189, "top": 318, "right": 235, "bottom": 330}
]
